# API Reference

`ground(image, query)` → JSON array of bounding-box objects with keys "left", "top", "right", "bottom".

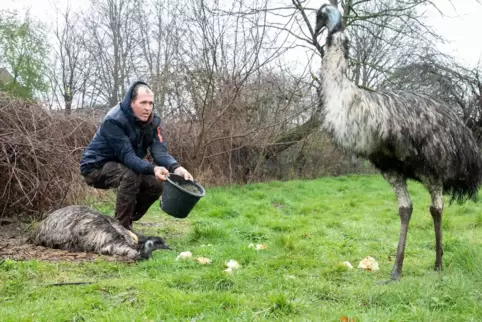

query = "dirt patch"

[{"left": 0, "top": 219, "right": 134, "bottom": 263}]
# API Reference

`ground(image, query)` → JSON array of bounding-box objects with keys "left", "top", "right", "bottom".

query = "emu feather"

[
  {"left": 29, "top": 205, "right": 169, "bottom": 260},
  {"left": 315, "top": 4, "right": 482, "bottom": 281}
]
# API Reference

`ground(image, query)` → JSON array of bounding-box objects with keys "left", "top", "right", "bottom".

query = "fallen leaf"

[
  {"left": 248, "top": 243, "right": 267, "bottom": 250},
  {"left": 358, "top": 256, "right": 379, "bottom": 271},
  {"left": 176, "top": 251, "right": 193, "bottom": 261},
  {"left": 226, "top": 259, "right": 240, "bottom": 269},
  {"left": 340, "top": 261, "right": 353, "bottom": 269},
  {"left": 256, "top": 244, "right": 267, "bottom": 250},
  {"left": 196, "top": 257, "right": 212, "bottom": 265}
]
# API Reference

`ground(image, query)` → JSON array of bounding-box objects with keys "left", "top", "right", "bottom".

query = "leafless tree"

[
  {"left": 82, "top": 0, "right": 142, "bottom": 107},
  {"left": 51, "top": 4, "right": 91, "bottom": 114},
  {"left": 237, "top": 0, "right": 480, "bottom": 156},
  {"left": 382, "top": 53, "right": 482, "bottom": 141},
  {"left": 14, "top": 0, "right": 481, "bottom": 184},
  {"left": 132, "top": 0, "right": 182, "bottom": 114},
  {"left": 345, "top": 0, "right": 427, "bottom": 89},
  {"left": 165, "top": 0, "right": 296, "bottom": 172}
]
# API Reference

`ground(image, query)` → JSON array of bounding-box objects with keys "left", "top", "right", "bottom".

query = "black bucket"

[{"left": 160, "top": 174, "right": 206, "bottom": 218}]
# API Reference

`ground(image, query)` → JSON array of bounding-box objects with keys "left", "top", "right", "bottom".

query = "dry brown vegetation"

[
  {"left": 0, "top": 93, "right": 97, "bottom": 220},
  {"left": 0, "top": 91, "right": 367, "bottom": 221}
]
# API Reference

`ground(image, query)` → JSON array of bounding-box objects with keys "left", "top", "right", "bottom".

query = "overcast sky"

[{"left": 1, "top": 0, "right": 482, "bottom": 69}]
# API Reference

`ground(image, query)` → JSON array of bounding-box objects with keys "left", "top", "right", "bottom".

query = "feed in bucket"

[{"left": 160, "top": 173, "right": 206, "bottom": 218}]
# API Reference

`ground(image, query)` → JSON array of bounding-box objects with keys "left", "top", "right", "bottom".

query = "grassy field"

[{"left": 1, "top": 174, "right": 481, "bottom": 321}]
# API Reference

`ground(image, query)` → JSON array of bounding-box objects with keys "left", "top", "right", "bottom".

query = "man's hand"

[
  {"left": 173, "top": 166, "right": 193, "bottom": 181},
  {"left": 154, "top": 166, "right": 169, "bottom": 181}
]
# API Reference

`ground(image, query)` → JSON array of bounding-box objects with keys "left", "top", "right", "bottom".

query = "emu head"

[
  {"left": 139, "top": 236, "right": 170, "bottom": 259},
  {"left": 315, "top": 4, "right": 343, "bottom": 36}
]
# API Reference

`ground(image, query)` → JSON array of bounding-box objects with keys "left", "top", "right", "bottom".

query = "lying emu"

[
  {"left": 314, "top": 4, "right": 482, "bottom": 281},
  {"left": 29, "top": 205, "right": 169, "bottom": 260}
]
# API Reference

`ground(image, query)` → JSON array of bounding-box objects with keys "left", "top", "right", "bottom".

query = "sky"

[
  {"left": 1, "top": 0, "right": 481, "bottom": 70},
  {"left": 423, "top": 0, "right": 482, "bottom": 68}
]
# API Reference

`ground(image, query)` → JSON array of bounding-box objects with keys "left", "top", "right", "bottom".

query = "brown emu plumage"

[
  {"left": 314, "top": 4, "right": 482, "bottom": 281},
  {"left": 29, "top": 205, "right": 169, "bottom": 260}
]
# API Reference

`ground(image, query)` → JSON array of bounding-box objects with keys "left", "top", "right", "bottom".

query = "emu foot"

[
  {"left": 376, "top": 276, "right": 400, "bottom": 285},
  {"left": 376, "top": 270, "right": 401, "bottom": 285},
  {"left": 375, "top": 278, "right": 400, "bottom": 285},
  {"left": 375, "top": 279, "right": 400, "bottom": 285}
]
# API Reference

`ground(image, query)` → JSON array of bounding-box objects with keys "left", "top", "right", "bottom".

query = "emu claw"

[
  {"left": 376, "top": 275, "right": 400, "bottom": 285},
  {"left": 376, "top": 279, "right": 397, "bottom": 285}
]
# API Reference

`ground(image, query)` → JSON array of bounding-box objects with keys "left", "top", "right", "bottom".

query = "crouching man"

[{"left": 79, "top": 80, "right": 193, "bottom": 233}]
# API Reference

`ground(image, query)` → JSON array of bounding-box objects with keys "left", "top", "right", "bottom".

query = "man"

[{"left": 80, "top": 80, "right": 193, "bottom": 232}]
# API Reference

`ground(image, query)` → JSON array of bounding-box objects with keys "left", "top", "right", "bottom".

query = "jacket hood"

[{"left": 119, "top": 80, "right": 153, "bottom": 124}]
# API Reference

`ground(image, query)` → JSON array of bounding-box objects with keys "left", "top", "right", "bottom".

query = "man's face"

[{"left": 131, "top": 87, "right": 154, "bottom": 122}]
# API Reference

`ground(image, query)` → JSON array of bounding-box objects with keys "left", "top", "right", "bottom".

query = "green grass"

[{"left": 1, "top": 174, "right": 482, "bottom": 321}]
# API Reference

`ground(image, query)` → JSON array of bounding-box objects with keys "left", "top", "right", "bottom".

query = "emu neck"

[
  {"left": 321, "top": 32, "right": 349, "bottom": 88},
  {"left": 319, "top": 30, "right": 384, "bottom": 155},
  {"left": 139, "top": 243, "right": 152, "bottom": 259},
  {"left": 320, "top": 31, "right": 354, "bottom": 121}
]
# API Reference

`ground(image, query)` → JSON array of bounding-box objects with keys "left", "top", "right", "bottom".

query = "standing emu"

[
  {"left": 29, "top": 205, "right": 170, "bottom": 261},
  {"left": 314, "top": 4, "right": 482, "bottom": 281}
]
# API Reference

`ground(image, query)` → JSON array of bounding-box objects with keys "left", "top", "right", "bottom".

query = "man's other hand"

[
  {"left": 173, "top": 167, "right": 193, "bottom": 181},
  {"left": 154, "top": 166, "right": 169, "bottom": 181}
]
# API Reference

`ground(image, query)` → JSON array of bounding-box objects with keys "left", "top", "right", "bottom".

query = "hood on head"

[{"left": 119, "top": 80, "right": 153, "bottom": 124}]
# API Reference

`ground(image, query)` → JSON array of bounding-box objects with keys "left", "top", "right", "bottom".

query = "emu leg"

[
  {"left": 428, "top": 184, "right": 444, "bottom": 271},
  {"left": 383, "top": 173, "right": 413, "bottom": 281}
]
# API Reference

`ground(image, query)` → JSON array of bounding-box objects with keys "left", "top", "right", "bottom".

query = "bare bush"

[
  {"left": 0, "top": 87, "right": 369, "bottom": 222},
  {"left": 0, "top": 93, "right": 97, "bottom": 219}
]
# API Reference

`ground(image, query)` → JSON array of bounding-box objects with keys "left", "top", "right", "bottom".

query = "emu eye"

[{"left": 146, "top": 240, "right": 154, "bottom": 248}]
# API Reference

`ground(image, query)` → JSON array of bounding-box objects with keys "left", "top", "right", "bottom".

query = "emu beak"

[
  {"left": 161, "top": 243, "right": 171, "bottom": 250},
  {"left": 314, "top": 21, "right": 323, "bottom": 37},
  {"left": 314, "top": 9, "right": 325, "bottom": 37}
]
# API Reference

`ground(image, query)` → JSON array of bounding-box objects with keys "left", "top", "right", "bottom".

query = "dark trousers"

[{"left": 82, "top": 161, "right": 163, "bottom": 229}]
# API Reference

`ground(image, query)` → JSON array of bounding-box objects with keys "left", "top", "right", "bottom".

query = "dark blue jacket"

[{"left": 80, "top": 80, "right": 180, "bottom": 175}]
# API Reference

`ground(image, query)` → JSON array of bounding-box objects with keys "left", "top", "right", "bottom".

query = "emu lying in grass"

[
  {"left": 313, "top": 4, "right": 482, "bottom": 281},
  {"left": 29, "top": 205, "right": 170, "bottom": 261}
]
